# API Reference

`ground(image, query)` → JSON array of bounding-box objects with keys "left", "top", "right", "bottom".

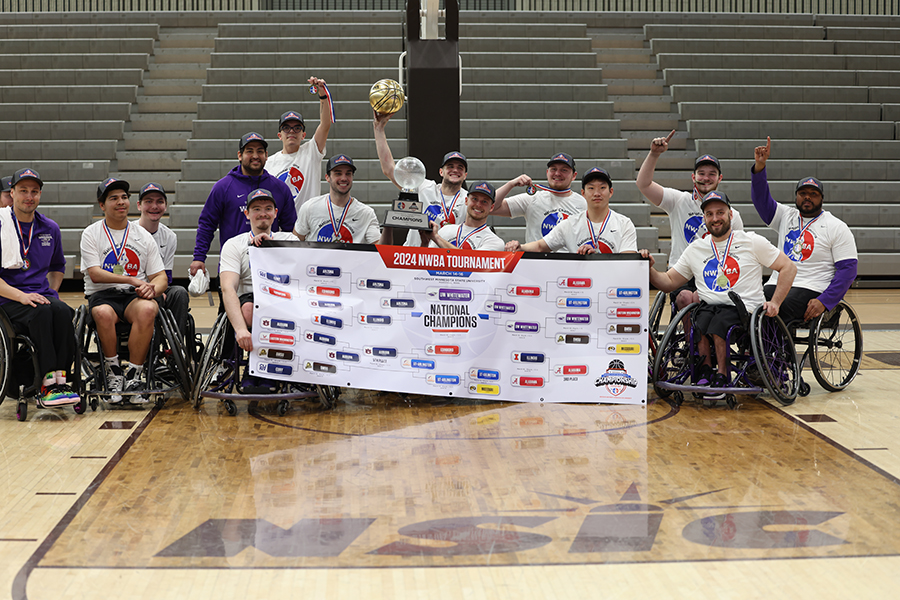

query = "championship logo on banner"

[{"left": 249, "top": 243, "right": 648, "bottom": 405}]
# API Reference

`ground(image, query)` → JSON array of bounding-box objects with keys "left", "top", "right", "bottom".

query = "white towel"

[{"left": 0, "top": 207, "right": 24, "bottom": 270}]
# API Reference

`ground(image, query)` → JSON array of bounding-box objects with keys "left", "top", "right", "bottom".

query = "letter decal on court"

[
  {"left": 155, "top": 518, "right": 375, "bottom": 557},
  {"left": 370, "top": 516, "right": 555, "bottom": 556}
]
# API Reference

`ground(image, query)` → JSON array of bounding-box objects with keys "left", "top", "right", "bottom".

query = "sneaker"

[
  {"left": 124, "top": 368, "right": 149, "bottom": 404},
  {"left": 709, "top": 372, "right": 729, "bottom": 390},
  {"left": 106, "top": 364, "right": 125, "bottom": 404},
  {"left": 256, "top": 377, "right": 278, "bottom": 394},
  {"left": 694, "top": 364, "right": 714, "bottom": 386},
  {"left": 240, "top": 372, "right": 263, "bottom": 394}
]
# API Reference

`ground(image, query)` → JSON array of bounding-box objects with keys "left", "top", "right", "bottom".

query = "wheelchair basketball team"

[{"left": 0, "top": 118, "right": 859, "bottom": 413}]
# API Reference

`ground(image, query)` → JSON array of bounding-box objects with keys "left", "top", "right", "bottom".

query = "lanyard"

[
  {"left": 792, "top": 214, "right": 821, "bottom": 254},
  {"left": 710, "top": 232, "right": 734, "bottom": 288},
  {"left": 11, "top": 212, "right": 34, "bottom": 263},
  {"left": 327, "top": 196, "right": 352, "bottom": 241},
  {"left": 586, "top": 210, "right": 611, "bottom": 248},
  {"left": 440, "top": 189, "right": 461, "bottom": 222},
  {"left": 454, "top": 224, "right": 488, "bottom": 248},
  {"left": 527, "top": 183, "right": 571, "bottom": 195},
  {"left": 692, "top": 186, "right": 702, "bottom": 203},
  {"left": 310, "top": 82, "right": 337, "bottom": 123},
  {"left": 102, "top": 220, "right": 129, "bottom": 266}
]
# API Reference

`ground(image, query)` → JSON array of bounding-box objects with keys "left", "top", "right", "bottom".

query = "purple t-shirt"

[{"left": 0, "top": 212, "right": 65, "bottom": 304}]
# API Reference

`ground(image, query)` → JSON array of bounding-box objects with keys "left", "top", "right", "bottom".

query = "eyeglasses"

[{"left": 280, "top": 125, "right": 304, "bottom": 133}]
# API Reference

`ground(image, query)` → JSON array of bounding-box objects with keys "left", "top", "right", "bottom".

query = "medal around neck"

[{"left": 382, "top": 157, "right": 431, "bottom": 230}]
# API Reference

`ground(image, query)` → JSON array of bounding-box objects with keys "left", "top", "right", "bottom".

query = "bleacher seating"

[{"left": 0, "top": 10, "right": 895, "bottom": 280}]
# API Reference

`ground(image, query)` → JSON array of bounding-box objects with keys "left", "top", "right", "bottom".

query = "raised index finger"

[
  {"left": 765, "top": 136, "right": 771, "bottom": 152},
  {"left": 664, "top": 130, "right": 676, "bottom": 143}
]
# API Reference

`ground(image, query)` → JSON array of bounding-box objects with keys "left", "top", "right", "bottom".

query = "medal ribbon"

[
  {"left": 327, "top": 195, "right": 352, "bottom": 241},
  {"left": 102, "top": 220, "right": 129, "bottom": 269},
  {"left": 310, "top": 82, "right": 337, "bottom": 123},
  {"left": 793, "top": 214, "right": 821, "bottom": 252},
  {"left": 529, "top": 183, "right": 571, "bottom": 195},
  {"left": 440, "top": 189, "right": 461, "bottom": 222},
  {"left": 454, "top": 224, "right": 488, "bottom": 248},
  {"left": 692, "top": 186, "right": 702, "bottom": 203},
  {"left": 10, "top": 212, "right": 34, "bottom": 263},
  {"left": 586, "top": 210, "right": 611, "bottom": 249},
  {"left": 710, "top": 232, "right": 734, "bottom": 285}
]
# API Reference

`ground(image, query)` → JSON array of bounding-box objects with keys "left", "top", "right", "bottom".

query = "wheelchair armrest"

[{"left": 727, "top": 291, "right": 751, "bottom": 333}]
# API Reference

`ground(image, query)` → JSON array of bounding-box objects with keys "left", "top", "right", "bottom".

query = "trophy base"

[{"left": 383, "top": 210, "right": 432, "bottom": 230}]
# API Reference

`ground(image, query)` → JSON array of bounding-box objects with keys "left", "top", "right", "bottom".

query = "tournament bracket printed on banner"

[{"left": 249, "top": 242, "right": 648, "bottom": 405}]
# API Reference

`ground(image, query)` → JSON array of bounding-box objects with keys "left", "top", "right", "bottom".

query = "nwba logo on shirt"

[
  {"left": 540, "top": 211, "right": 569, "bottom": 236},
  {"left": 703, "top": 256, "right": 740, "bottom": 292},
  {"left": 315, "top": 224, "right": 353, "bottom": 243},
  {"left": 684, "top": 215, "right": 709, "bottom": 243},
  {"left": 783, "top": 229, "right": 815, "bottom": 262},
  {"left": 278, "top": 167, "right": 305, "bottom": 196}
]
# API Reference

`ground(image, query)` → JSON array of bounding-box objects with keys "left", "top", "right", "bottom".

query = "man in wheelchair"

[
  {"left": 642, "top": 191, "right": 797, "bottom": 390},
  {"left": 0, "top": 168, "right": 79, "bottom": 406},
  {"left": 80, "top": 178, "right": 168, "bottom": 404},
  {"left": 219, "top": 188, "right": 297, "bottom": 393},
  {"left": 750, "top": 137, "right": 859, "bottom": 326}
]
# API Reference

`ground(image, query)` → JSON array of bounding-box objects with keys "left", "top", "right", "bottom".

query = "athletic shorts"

[
  {"left": 669, "top": 277, "right": 697, "bottom": 305},
  {"left": 764, "top": 285, "right": 820, "bottom": 326},
  {"left": 87, "top": 288, "right": 141, "bottom": 321},
  {"left": 693, "top": 303, "right": 743, "bottom": 340},
  {"left": 239, "top": 292, "right": 254, "bottom": 307}
]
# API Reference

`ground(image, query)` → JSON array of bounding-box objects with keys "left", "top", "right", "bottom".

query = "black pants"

[
  {"left": 1, "top": 297, "right": 76, "bottom": 378},
  {"left": 764, "top": 285, "right": 820, "bottom": 325}
]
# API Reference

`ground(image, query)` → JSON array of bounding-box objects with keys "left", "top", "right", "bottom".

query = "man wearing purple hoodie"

[{"left": 190, "top": 132, "right": 297, "bottom": 277}]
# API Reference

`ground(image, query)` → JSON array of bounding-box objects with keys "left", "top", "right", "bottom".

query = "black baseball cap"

[
  {"left": 0, "top": 175, "right": 11, "bottom": 192},
  {"left": 239, "top": 132, "right": 268, "bottom": 152},
  {"left": 278, "top": 110, "right": 305, "bottom": 129},
  {"left": 326, "top": 154, "right": 356, "bottom": 173},
  {"left": 246, "top": 188, "right": 276, "bottom": 207},
  {"left": 581, "top": 167, "right": 613, "bottom": 188},
  {"left": 694, "top": 154, "right": 722, "bottom": 173},
  {"left": 547, "top": 152, "right": 575, "bottom": 170},
  {"left": 11, "top": 168, "right": 43, "bottom": 189},
  {"left": 468, "top": 180, "right": 496, "bottom": 202},
  {"left": 795, "top": 176, "right": 824, "bottom": 196},
  {"left": 139, "top": 182, "right": 167, "bottom": 201},
  {"left": 441, "top": 151, "right": 468, "bottom": 169},
  {"left": 97, "top": 177, "right": 129, "bottom": 201},
  {"left": 699, "top": 190, "right": 731, "bottom": 210}
]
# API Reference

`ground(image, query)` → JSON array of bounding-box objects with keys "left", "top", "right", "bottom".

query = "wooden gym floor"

[{"left": 0, "top": 289, "right": 898, "bottom": 599}]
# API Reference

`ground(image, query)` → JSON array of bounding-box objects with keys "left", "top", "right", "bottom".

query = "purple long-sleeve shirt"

[
  {"left": 750, "top": 166, "right": 857, "bottom": 311},
  {"left": 192, "top": 166, "right": 297, "bottom": 263}
]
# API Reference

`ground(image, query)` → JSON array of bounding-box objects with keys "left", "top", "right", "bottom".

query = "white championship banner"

[{"left": 249, "top": 242, "right": 648, "bottom": 405}]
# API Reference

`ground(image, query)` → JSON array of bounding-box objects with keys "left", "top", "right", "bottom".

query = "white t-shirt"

[
  {"left": 294, "top": 195, "right": 381, "bottom": 244},
  {"left": 404, "top": 179, "right": 468, "bottom": 246},
  {"left": 542, "top": 209, "right": 637, "bottom": 254},
  {"left": 659, "top": 188, "right": 744, "bottom": 264},
  {"left": 506, "top": 190, "right": 587, "bottom": 247},
  {"left": 264, "top": 141, "right": 326, "bottom": 212},
  {"left": 219, "top": 231, "right": 296, "bottom": 296},
  {"left": 139, "top": 221, "right": 177, "bottom": 272},
  {"left": 81, "top": 220, "right": 165, "bottom": 296},
  {"left": 433, "top": 223, "right": 505, "bottom": 251},
  {"left": 672, "top": 230, "right": 780, "bottom": 312},
  {"left": 765, "top": 206, "right": 857, "bottom": 292}
]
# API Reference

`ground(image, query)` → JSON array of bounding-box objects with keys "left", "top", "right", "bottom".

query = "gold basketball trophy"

[{"left": 370, "top": 80, "right": 430, "bottom": 230}]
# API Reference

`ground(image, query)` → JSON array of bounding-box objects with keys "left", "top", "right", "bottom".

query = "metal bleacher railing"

[{"left": 2, "top": 0, "right": 900, "bottom": 14}]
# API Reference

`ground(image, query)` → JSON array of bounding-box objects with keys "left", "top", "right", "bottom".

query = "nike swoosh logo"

[{"left": 237, "top": 194, "right": 245, "bottom": 198}]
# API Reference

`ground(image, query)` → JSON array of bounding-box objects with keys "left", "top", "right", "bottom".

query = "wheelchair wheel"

[
  {"left": 16, "top": 399, "right": 26, "bottom": 421},
  {"left": 810, "top": 301, "right": 862, "bottom": 392},
  {"left": 316, "top": 385, "right": 340, "bottom": 410},
  {"left": 0, "top": 322, "right": 11, "bottom": 404},
  {"left": 750, "top": 307, "right": 799, "bottom": 406},
  {"left": 647, "top": 291, "right": 667, "bottom": 374},
  {"left": 157, "top": 308, "right": 193, "bottom": 401},
  {"left": 652, "top": 303, "right": 697, "bottom": 400},
  {"left": 192, "top": 313, "right": 230, "bottom": 410}
]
